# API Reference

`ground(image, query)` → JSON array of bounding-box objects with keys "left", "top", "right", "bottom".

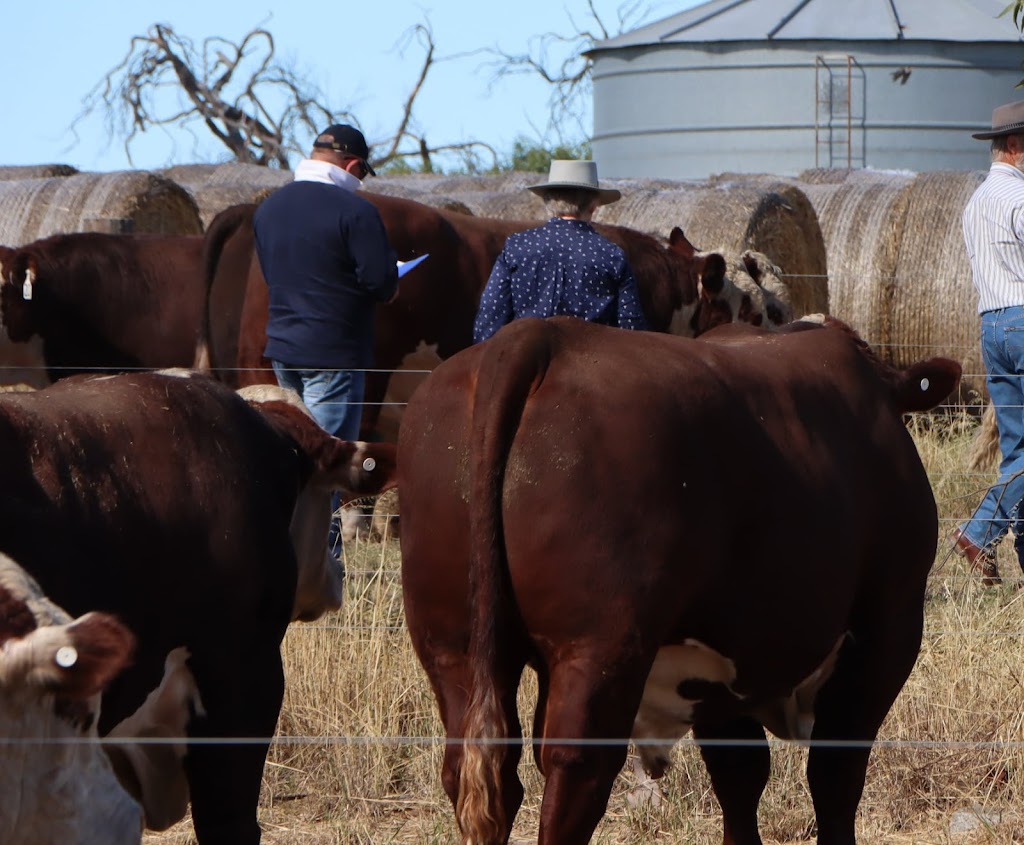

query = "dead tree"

[{"left": 72, "top": 21, "right": 497, "bottom": 172}]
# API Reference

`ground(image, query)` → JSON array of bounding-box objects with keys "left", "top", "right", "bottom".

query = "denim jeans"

[
  {"left": 960, "top": 306, "right": 1024, "bottom": 555},
  {"left": 272, "top": 362, "right": 366, "bottom": 555}
]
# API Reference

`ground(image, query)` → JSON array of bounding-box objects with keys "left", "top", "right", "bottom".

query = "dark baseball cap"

[{"left": 312, "top": 124, "right": 376, "bottom": 175}]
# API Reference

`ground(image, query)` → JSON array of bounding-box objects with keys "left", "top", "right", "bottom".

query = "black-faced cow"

[
  {"left": 0, "top": 371, "right": 396, "bottom": 843},
  {"left": 397, "top": 316, "right": 959, "bottom": 845},
  {"left": 0, "top": 232, "right": 206, "bottom": 384},
  {"left": 0, "top": 553, "right": 142, "bottom": 845},
  {"left": 195, "top": 197, "right": 792, "bottom": 441}
]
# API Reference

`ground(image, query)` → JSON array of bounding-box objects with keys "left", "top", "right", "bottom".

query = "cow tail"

[
  {"left": 193, "top": 205, "right": 250, "bottom": 371},
  {"left": 457, "top": 321, "right": 552, "bottom": 845}
]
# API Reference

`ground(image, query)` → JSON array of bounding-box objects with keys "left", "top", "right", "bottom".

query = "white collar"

[{"left": 293, "top": 158, "right": 362, "bottom": 192}]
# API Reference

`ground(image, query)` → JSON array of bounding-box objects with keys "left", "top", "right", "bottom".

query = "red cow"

[
  {"left": 195, "top": 196, "right": 790, "bottom": 440},
  {"left": 0, "top": 555, "right": 142, "bottom": 844},
  {"left": 0, "top": 233, "right": 206, "bottom": 383},
  {"left": 397, "top": 316, "right": 960, "bottom": 845},
  {"left": 0, "top": 371, "right": 396, "bottom": 843}
]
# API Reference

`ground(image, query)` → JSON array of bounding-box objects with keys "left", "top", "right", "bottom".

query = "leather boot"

[{"left": 953, "top": 528, "right": 1001, "bottom": 586}]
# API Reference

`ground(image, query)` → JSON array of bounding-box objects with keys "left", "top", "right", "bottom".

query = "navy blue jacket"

[
  {"left": 473, "top": 217, "right": 649, "bottom": 344},
  {"left": 254, "top": 181, "right": 398, "bottom": 368}
]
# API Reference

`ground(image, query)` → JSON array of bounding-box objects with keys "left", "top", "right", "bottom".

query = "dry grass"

[{"left": 145, "top": 411, "right": 1024, "bottom": 844}]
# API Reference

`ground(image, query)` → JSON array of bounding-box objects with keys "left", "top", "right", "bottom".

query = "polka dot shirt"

[{"left": 473, "top": 217, "right": 650, "bottom": 343}]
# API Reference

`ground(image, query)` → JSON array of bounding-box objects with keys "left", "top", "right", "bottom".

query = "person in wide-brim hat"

[
  {"left": 972, "top": 100, "right": 1024, "bottom": 140},
  {"left": 472, "top": 159, "right": 647, "bottom": 344},
  {"left": 954, "top": 100, "right": 1024, "bottom": 585},
  {"left": 526, "top": 159, "right": 621, "bottom": 206}
]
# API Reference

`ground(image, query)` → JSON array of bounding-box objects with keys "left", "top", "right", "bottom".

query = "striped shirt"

[
  {"left": 473, "top": 217, "right": 649, "bottom": 343},
  {"left": 963, "top": 162, "right": 1024, "bottom": 313}
]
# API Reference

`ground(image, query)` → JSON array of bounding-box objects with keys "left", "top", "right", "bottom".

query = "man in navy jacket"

[{"left": 255, "top": 123, "right": 398, "bottom": 550}]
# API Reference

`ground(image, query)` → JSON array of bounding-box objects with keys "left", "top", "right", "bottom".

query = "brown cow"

[
  {"left": 0, "top": 554, "right": 142, "bottom": 845},
  {"left": 397, "top": 316, "right": 960, "bottom": 845},
  {"left": 195, "top": 195, "right": 791, "bottom": 441},
  {"left": 0, "top": 370, "right": 396, "bottom": 843},
  {"left": 0, "top": 232, "right": 205, "bottom": 383}
]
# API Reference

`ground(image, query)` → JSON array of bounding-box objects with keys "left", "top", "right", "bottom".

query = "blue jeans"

[
  {"left": 271, "top": 362, "right": 365, "bottom": 555},
  {"left": 960, "top": 306, "right": 1024, "bottom": 557}
]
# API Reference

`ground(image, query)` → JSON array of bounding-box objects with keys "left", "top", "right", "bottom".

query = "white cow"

[{"left": 0, "top": 553, "right": 143, "bottom": 845}]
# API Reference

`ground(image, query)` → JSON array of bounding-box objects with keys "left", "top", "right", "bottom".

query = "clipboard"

[{"left": 398, "top": 253, "right": 429, "bottom": 278}]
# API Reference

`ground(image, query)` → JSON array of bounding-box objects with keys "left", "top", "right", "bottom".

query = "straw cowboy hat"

[
  {"left": 972, "top": 101, "right": 1024, "bottom": 140},
  {"left": 527, "top": 160, "right": 621, "bottom": 205}
]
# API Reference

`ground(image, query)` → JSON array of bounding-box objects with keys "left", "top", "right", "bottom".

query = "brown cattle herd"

[{"left": 0, "top": 175, "right": 973, "bottom": 845}]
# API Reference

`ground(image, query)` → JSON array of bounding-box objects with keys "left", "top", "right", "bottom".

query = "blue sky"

[{"left": 1, "top": 1, "right": 693, "bottom": 173}]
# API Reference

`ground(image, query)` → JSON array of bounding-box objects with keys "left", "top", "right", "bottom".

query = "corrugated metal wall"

[{"left": 591, "top": 40, "right": 1024, "bottom": 179}]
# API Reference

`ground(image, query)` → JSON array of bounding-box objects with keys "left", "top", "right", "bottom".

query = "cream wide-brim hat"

[{"left": 527, "top": 159, "right": 621, "bottom": 205}]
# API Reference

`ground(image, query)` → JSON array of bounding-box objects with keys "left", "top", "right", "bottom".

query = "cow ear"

[
  {"left": 894, "top": 357, "right": 963, "bottom": 413},
  {"left": 668, "top": 227, "right": 697, "bottom": 258},
  {"left": 699, "top": 253, "right": 727, "bottom": 298},
  {"left": 2, "top": 612, "right": 135, "bottom": 699},
  {"left": 313, "top": 440, "right": 398, "bottom": 500}
]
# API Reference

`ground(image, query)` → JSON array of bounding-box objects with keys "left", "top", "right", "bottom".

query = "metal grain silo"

[{"left": 589, "top": 0, "right": 1024, "bottom": 179}]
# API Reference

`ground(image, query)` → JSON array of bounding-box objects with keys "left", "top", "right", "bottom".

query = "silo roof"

[{"left": 594, "top": 0, "right": 1024, "bottom": 46}]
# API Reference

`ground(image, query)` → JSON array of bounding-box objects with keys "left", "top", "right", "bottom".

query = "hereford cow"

[
  {"left": 0, "top": 554, "right": 142, "bottom": 845},
  {"left": 0, "top": 232, "right": 206, "bottom": 384},
  {"left": 397, "top": 316, "right": 960, "bottom": 845},
  {"left": 195, "top": 195, "right": 791, "bottom": 441},
  {"left": 0, "top": 371, "right": 396, "bottom": 843}
]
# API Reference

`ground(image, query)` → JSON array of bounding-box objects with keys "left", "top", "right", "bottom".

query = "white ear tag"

[
  {"left": 22, "top": 269, "right": 34, "bottom": 301},
  {"left": 55, "top": 646, "right": 78, "bottom": 668},
  {"left": 920, "top": 378, "right": 929, "bottom": 392},
  {"left": 362, "top": 457, "right": 376, "bottom": 472}
]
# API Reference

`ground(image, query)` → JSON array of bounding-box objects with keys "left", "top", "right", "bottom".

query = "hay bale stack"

[
  {"left": 437, "top": 190, "right": 547, "bottom": 222},
  {"left": 161, "top": 163, "right": 292, "bottom": 228},
  {"left": 361, "top": 183, "right": 474, "bottom": 216},
  {"left": 797, "top": 172, "right": 915, "bottom": 351},
  {"left": 374, "top": 172, "right": 537, "bottom": 194},
  {"left": 595, "top": 179, "right": 830, "bottom": 318},
  {"left": 888, "top": 170, "right": 987, "bottom": 402},
  {"left": 0, "top": 171, "right": 202, "bottom": 246},
  {"left": 798, "top": 167, "right": 917, "bottom": 185},
  {"left": 0, "top": 164, "right": 78, "bottom": 181}
]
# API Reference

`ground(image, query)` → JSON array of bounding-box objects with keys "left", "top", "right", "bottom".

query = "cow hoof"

[{"left": 626, "top": 756, "right": 665, "bottom": 809}]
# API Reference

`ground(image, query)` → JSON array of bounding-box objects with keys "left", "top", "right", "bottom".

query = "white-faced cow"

[
  {"left": 0, "top": 553, "right": 142, "bottom": 845},
  {"left": 0, "top": 371, "right": 396, "bottom": 843},
  {"left": 0, "top": 232, "right": 205, "bottom": 384},
  {"left": 397, "top": 316, "right": 960, "bottom": 845}
]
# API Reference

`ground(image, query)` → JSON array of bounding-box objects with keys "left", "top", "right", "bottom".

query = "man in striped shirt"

[{"left": 955, "top": 101, "right": 1024, "bottom": 585}]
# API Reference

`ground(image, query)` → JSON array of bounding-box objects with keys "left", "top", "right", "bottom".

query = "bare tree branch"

[
  {"left": 69, "top": 18, "right": 499, "bottom": 172},
  {"left": 485, "top": 1, "right": 652, "bottom": 142}
]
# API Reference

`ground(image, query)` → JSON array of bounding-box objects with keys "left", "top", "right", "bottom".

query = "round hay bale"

[
  {"left": 595, "top": 179, "right": 829, "bottom": 318},
  {"left": 161, "top": 163, "right": 292, "bottom": 229},
  {"left": 798, "top": 173, "right": 914, "bottom": 352},
  {"left": 798, "top": 167, "right": 917, "bottom": 185},
  {"left": 361, "top": 182, "right": 474, "bottom": 216},
  {"left": 0, "top": 171, "right": 201, "bottom": 246},
  {"left": 887, "top": 170, "right": 987, "bottom": 402},
  {"left": 438, "top": 190, "right": 547, "bottom": 222},
  {"left": 0, "top": 164, "right": 78, "bottom": 181},
  {"left": 374, "top": 172, "right": 537, "bottom": 194}
]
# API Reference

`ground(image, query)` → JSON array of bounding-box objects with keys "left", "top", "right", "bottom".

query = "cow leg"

[
  {"left": 185, "top": 644, "right": 286, "bottom": 844},
  {"left": 805, "top": 620, "right": 922, "bottom": 845},
  {"left": 692, "top": 717, "right": 769, "bottom": 845},
  {"left": 535, "top": 660, "right": 644, "bottom": 845},
  {"left": 424, "top": 649, "right": 528, "bottom": 841}
]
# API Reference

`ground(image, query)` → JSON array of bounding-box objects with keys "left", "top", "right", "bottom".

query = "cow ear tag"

[
  {"left": 920, "top": 378, "right": 929, "bottom": 392},
  {"left": 362, "top": 458, "right": 376, "bottom": 472},
  {"left": 22, "top": 269, "right": 34, "bottom": 301},
  {"left": 55, "top": 645, "right": 78, "bottom": 668}
]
